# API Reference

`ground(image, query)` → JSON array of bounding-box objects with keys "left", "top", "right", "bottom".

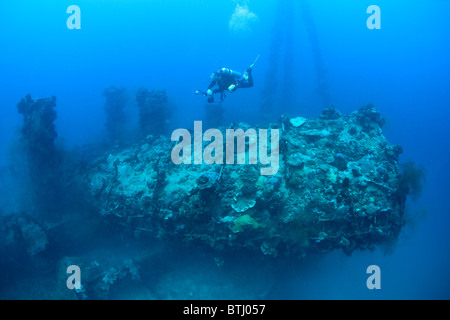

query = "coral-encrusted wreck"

[{"left": 86, "top": 104, "right": 406, "bottom": 257}]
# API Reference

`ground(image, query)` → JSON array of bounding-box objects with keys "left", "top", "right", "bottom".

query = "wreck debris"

[
  {"left": 0, "top": 102, "right": 424, "bottom": 299},
  {"left": 85, "top": 105, "right": 408, "bottom": 257},
  {"left": 103, "top": 86, "right": 128, "bottom": 143},
  {"left": 16, "top": 95, "right": 62, "bottom": 216},
  {"left": 136, "top": 88, "right": 172, "bottom": 137}
]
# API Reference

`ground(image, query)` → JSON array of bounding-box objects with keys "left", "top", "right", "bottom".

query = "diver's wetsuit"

[{"left": 207, "top": 68, "right": 253, "bottom": 101}]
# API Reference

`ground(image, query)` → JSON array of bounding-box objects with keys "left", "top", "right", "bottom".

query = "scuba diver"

[{"left": 196, "top": 55, "right": 259, "bottom": 103}]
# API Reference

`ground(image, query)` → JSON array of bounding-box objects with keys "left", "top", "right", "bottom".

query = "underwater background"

[{"left": 0, "top": 0, "right": 449, "bottom": 299}]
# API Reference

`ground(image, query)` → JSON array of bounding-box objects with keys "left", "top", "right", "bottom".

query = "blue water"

[{"left": 1, "top": 0, "right": 449, "bottom": 299}]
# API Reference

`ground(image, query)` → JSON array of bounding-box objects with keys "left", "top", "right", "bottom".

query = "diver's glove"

[{"left": 207, "top": 89, "right": 213, "bottom": 96}]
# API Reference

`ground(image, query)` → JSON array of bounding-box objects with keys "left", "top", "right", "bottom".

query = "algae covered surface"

[
  {"left": 85, "top": 104, "right": 405, "bottom": 257},
  {"left": 0, "top": 97, "right": 413, "bottom": 300}
]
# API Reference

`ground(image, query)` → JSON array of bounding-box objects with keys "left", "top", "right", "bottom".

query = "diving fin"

[{"left": 249, "top": 54, "right": 260, "bottom": 69}]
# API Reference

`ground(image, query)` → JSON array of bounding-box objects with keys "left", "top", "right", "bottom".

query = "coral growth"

[
  {"left": 136, "top": 88, "right": 172, "bottom": 137},
  {"left": 84, "top": 104, "right": 410, "bottom": 257},
  {"left": 396, "top": 161, "right": 426, "bottom": 200},
  {"left": 17, "top": 95, "right": 58, "bottom": 167},
  {"left": 1, "top": 101, "right": 424, "bottom": 299},
  {"left": 16, "top": 95, "right": 61, "bottom": 215}
]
